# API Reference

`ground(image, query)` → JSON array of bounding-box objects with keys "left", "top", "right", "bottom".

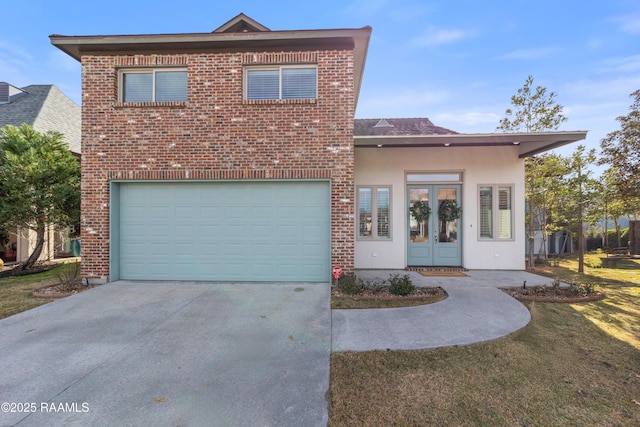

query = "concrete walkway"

[
  {"left": 0, "top": 270, "right": 550, "bottom": 426},
  {"left": 332, "top": 270, "right": 550, "bottom": 352}
]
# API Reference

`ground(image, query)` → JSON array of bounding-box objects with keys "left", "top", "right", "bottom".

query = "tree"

[
  {"left": 0, "top": 124, "right": 80, "bottom": 270},
  {"left": 599, "top": 89, "right": 640, "bottom": 201},
  {"left": 555, "top": 146, "right": 598, "bottom": 273},
  {"left": 497, "top": 75, "right": 567, "bottom": 133},
  {"left": 497, "top": 75, "right": 568, "bottom": 268},
  {"left": 598, "top": 168, "right": 631, "bottom": 247},
  {"left": 525, "top": 154, "right": 570, "bottom": 259}
]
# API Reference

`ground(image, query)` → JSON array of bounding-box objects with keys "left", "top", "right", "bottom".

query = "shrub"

[
  {"left": 335, "top": 273, "right": 363, "bottom": 295},
  {"left": 534, "top": 285, "right": 548, "bottom": 295},
  {"left": 55, "top": 262, "right": 82, "bottom": 291},
  {"left": 388, "top": 274, "right": 415, "bottom": 296},
  {"left": 569, "top": 282, "right": 599, "bottom": 296}
]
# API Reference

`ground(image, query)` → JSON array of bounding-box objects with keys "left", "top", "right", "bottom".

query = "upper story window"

[
  {"left": 119, "top": 69, "right": 187, "bottom": 103},
  {"left": 245, "top": 66, "right": 317, "bottom": 101}
]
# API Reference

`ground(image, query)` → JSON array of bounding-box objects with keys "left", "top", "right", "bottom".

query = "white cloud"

[
  {"left": 356, "top": 86, "right": 450, "bottom": 118},
  {"left": 563, "top": 75, "right": 640, "bottom": 102},
  {"left": 596, "top": 54, "right": 640, "bottom": 74},
  {"left": 433, "top": 110, "right": 502, "bottom": 133},
  {"left": 495, "top": 47, "right": 562, "bottom": 61},
  {"left": 344, "top": 0, "right": 388, "bottom": 18},
  {"left": 610, "top": 13, "right": 640, "bottom": 35},
  {"left": 412, "top": 27, "right": 473, "bottom": 47},
  {"left": 0, "top": 39, "right": 33, "bottom": 62}
]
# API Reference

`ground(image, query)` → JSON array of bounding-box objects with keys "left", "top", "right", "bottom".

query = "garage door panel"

[{"left": 118, "top": 181, "right": 330, "bottom": 282}]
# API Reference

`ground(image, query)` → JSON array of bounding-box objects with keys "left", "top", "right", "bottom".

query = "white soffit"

[{"left": 354, "top": 131, "right": 588, "bottom": 158}]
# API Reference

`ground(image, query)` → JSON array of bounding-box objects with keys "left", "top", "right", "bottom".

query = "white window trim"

[
  {"left": 357, "top": 185, "right": 392, "bottom": 240},
  {"left": 478, "top": 184, "right": 515, "bottom": 241},
  {"left": 118, "top": 68, "right": 188, "bottom": 103},
  {"left": 243, "top": 65, "right": 317, "bottom": 101}
]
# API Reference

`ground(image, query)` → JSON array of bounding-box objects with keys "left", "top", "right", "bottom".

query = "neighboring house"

[
  {"left": 51, "top": 14, "right": 586, "bottom": 284},
  {"left": 0, "top": 82, "right": 81, "bottom": 263}
]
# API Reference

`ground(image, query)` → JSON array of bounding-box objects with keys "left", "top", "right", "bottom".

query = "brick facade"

[{"left": 80, "top": 49, "right": 356, "bottom": 282}]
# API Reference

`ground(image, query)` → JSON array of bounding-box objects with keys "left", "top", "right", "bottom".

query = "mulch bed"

[
  {"left": 331, "top": 286, "right": 447, "bottom": 301},
  {"left": 32, "top": 281, "right": 94, "bottom": 298},
  {"left": 502, "top": 287, "right": 605, "bottom": 303}
]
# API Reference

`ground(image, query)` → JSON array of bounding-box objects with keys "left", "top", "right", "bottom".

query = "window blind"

[
  {"left": 123, "top": 73, "right": 153, "bottom": 102},
  {"left": 498, "top": 187, "right": 512, "bottom": 239},
  {"left": 479, "top": 186, "right": 493, "bottom": 238},
  {"left": 155, "top": 71, "right": 188, "bottom": 102},
  {"left": 282, "top": 67, "right": 316, "bottom": 99},
  {"left": 246, "top": 69, "right": 279, "bottom": 100},
  {"left": 359, "top": 188, "right": 372, "bottom": 237},
  {"left": 377, "top": 188, "right": 390, "bottom": 237}
]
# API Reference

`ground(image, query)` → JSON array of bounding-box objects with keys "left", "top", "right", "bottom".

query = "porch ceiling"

[{"left": 354, "top": 131, "right": 588, "bottom": 158}]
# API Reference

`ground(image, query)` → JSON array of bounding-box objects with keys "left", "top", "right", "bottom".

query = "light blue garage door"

[{"left": 117, "top": 181, "right": 330, "bottom": 282}]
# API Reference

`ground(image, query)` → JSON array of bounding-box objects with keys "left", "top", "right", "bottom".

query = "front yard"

[
  {"left": 330, "top": 253, "right": 640, "bottom": 426},
  {"left": 0, "top": 262, "right": 80, "bottom": 319},
  {"left": 1, "top": 254, "right": 638, "bottom": 425}
]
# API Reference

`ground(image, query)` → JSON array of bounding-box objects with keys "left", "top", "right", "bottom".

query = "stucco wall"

[{"left": 354, "top": 145, "right": 526, "bottom": 270}]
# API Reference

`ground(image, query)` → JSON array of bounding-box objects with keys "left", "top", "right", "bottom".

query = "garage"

[{"left": 112, "top": 181, "right": 331, "bottom": 282}]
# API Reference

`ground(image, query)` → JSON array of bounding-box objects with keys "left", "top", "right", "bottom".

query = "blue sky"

[{"left": 2, "top": 0, "right": 639, "bottom": 169}]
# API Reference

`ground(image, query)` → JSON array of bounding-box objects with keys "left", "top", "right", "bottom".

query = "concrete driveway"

[{"left": 0, "top": 281, "right": 331, "bottom": 427}]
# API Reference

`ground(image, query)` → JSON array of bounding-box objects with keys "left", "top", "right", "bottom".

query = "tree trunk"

[
  {"left": 21, "top": 223, "right": 45, "bottom": 271},
  {"left": 630, "top": 221, "right": 640, "bottom": 255},
  {"left": 528, "top": 210, "right": 535, "bottom": 269},
  {"left": 577, "top": 165, "right": 584, "bottom": 273}
]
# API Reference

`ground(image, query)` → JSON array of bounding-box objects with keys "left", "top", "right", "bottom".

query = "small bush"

[
  {"left": 569, "top": 282, "right": 599, "bottom": 296},
  {"left": 388, "top": 274, "right": 415, "bottom": 296},
  {"left": 534, "top": 285, "right": 548, "bottom": 295},
  {"left": 55, "top": 262, "right": 82, "bottom": 291},
  {"left": 336, "top": 273, "right": 364, "bottom": 295},
  {"left": 551, "top": 279, "right": 561, "bottom": 289}
]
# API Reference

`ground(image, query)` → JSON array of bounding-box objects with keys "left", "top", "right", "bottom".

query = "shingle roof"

[
  {"left": 0, "top": 84, "right": 81, "bottom": 154},
  {"left": 354, "top": 118, "right": 457, "bottom": 136}
]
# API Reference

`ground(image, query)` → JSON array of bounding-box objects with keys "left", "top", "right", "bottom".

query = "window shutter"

[
  {"left": 359, "top": 188, "right": 372, "bottom": 237},
  {"left": 155, "top": 71, "right": 187, "bottom": 102},
  {"left": 123, "top": 73, "right": 153, "bottom": 102},
  {"left": 282, "top": 67, "right": 316, "bottom": 99},
  {"left": 247, "top": 69, "right": 279, "bottom": 100},
  {"left": 377, "top": 188, "right": 390, "bottom": 237},
  {"left": 498, "top": 187, "right": 512, "bottom": 239},
  {"left": 479, "top": 187, "right": 493, "bottom": 238}
]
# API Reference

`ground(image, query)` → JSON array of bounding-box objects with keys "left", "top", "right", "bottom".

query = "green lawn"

[
  {"left": 330, "top": 252, "right": 640, "bottom": 426},
  {"left": 0, "top": 262, "right": 79, "bottom": 319}
]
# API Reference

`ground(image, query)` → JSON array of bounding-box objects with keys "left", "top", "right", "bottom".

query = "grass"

[
  {"left": 330, "top": 252, "right": 640, "bottom": 426},
  {"left": 0, "top": 262, "right": 80, "bottom": 319}
]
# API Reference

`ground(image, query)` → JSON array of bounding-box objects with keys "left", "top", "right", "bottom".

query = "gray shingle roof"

[
  {"left": 0, "top": 84, "right": 81, "bottom": 154},
  {"left": 354, "top": 118, "right": 457, "bottom": 136}
]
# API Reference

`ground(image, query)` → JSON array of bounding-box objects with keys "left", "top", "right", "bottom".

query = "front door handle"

[{"left": 434, "top": 232, "right": 438, "bottom": 243}]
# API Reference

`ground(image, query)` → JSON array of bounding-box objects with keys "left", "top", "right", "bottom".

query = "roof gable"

[
  {"left": 0, "top": 85, "right": 51, "bottom": 128},
  {"left": 0, "top": 84, "right": 81, "bottom": 154},
  {"left": 213, "top": 13, "right": 270, "bottom": 33}
]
